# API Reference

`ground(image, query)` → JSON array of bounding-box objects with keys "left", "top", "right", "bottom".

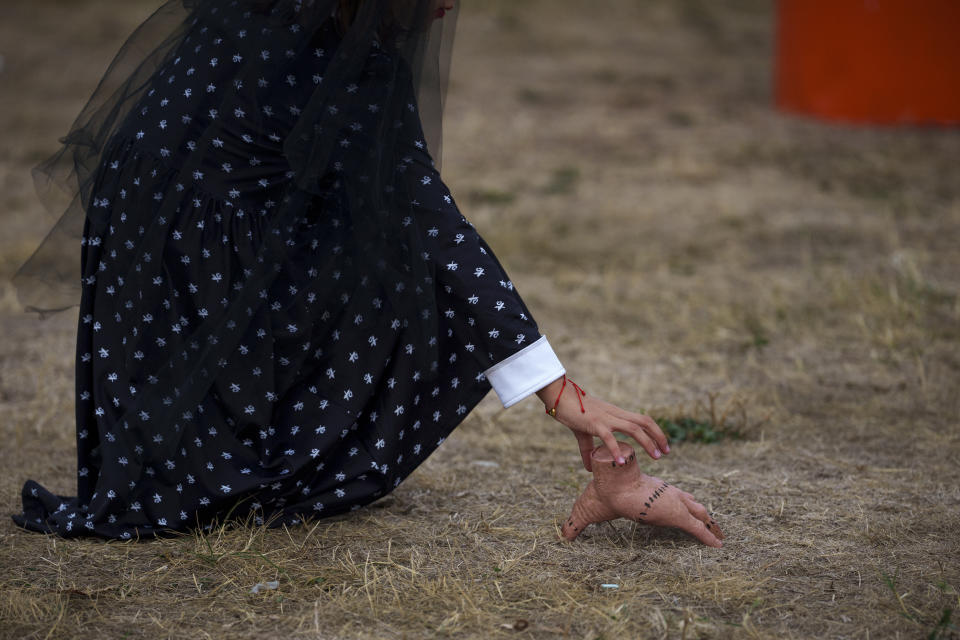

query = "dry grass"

[{"left": 2, "top": 0, "right": 959, "bottom": 638}]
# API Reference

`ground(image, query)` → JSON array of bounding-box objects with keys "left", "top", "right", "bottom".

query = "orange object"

[{"left": 774, "top": 0, "right": 960, "bottom": 125}]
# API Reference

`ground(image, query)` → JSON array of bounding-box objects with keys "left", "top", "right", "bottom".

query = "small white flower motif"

[
  {"left": 494, "top": 301, "right": 506, "bottom": 311},
  {"left": 446, "top": 261, "right": 458, "bottom": 271},
  {"left": 334, "top": 488, "right": 345, "bottom": 498}
]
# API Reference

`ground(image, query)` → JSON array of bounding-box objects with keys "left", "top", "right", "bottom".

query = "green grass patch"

[{"left": 653, "top": 415, "right": 730, "bottom": 444}]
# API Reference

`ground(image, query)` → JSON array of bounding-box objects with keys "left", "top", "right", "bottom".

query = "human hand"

[
  {"left": 535, "top": 375, "right": 669, "bottom": 471},
  {"left": 560, "top": 442, "right": 725, "bottom": 548}
]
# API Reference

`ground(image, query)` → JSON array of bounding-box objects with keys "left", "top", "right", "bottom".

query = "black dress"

[{"left": 14, "top": 2, "right": 564, "bottom": 538}]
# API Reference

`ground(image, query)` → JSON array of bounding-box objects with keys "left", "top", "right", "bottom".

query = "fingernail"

[
  {"left": 653, "top": 449, "right": 661, "bottom": 459},
  {"left": 616, "top": 456, "right": 626, "bottom": 465},
  {"left": 663, "top": 444, "right": 670, "bottom": 453}
]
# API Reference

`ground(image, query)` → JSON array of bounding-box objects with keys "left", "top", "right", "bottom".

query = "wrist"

[
  {"left": 537, "top": 374, "right": 587, "bottom": 419},
  {"left": 535, "top": 376, "right": 565, "bottom": 406}
]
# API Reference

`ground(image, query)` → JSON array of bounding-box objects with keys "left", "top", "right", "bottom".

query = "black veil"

[{"left": 11, "top": 0, "right": 458, "bottom": 486}]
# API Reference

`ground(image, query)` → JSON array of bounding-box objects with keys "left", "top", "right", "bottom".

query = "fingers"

[
  {"left": 560, "top": 515, "right": 583, "bottom": 541},
  {"left": 608, "top": 405, "right": 670, "bottom": 454},
  {"left": 598, "top": 430, "right": 625, "bottom": 466},
  {"left": 706, "top": 518, "right": 725, "bottom": 540},
  {"left": 681, "top": 514, "right": 723, "bottom": 548},
  {"left": 682, "top": 495, "right": 726, "bottom": 540},
  {"left": 643, "top": 417, "right": 670, "bottom": 455},
  {"left": 609, "top": 417, "right": 661, "bottom": 460},
  {"left": 682, "top": 494, "right": 710, "bottom": 522},
  {"left": 575, "top": 432, "right": 594, "bottom": 472}
]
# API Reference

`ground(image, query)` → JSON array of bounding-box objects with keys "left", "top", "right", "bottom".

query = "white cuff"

[{"left": 483, "top": 335, "right": 565, "bottom": 409}]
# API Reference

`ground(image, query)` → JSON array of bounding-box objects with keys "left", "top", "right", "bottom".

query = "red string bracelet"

[{"left": 546, "top": 374, "right": 586, "bottom": 417}]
